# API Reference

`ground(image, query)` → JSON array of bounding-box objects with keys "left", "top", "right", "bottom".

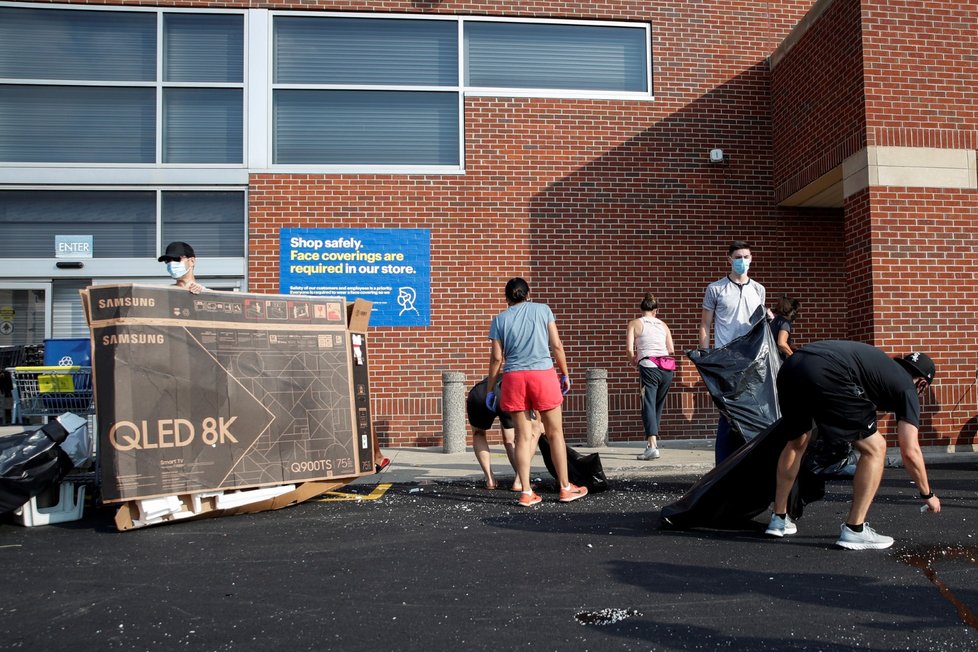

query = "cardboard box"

[{"left": 81, "top": 285, "right": 374, "bottom": 528}]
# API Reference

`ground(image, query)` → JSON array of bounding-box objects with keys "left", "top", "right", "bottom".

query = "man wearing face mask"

[
  {"left": 698, "top": 240, "right": 768, "bottom": 463},
  {"left": 158, "top": 241, "right": 205, "bottom": 295}
]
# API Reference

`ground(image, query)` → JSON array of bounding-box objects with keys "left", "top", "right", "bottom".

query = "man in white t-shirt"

[{"left": 698, "top": 240, "right": 767, "bottom": 463}]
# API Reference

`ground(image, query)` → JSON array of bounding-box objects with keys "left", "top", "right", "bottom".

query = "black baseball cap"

[
  {"left": 895, "top": 352, "right": 936, "bottom": 385},
  {"left": 158, "top": 241, "right": 195, "bottom": 262}
]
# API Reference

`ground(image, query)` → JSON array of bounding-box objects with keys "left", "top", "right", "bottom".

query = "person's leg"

[
  {"left": 846, "top": 432, "right": 887, "bottom": 525},
  {"left": 472, "top": 428, "right": 495, "bottom": 489},
  {"left": 639, "top": 367, "right": 656, "bottom": 447},
  {"left": 714, "top": 416, "right": 733, "bottom": 464},
  {"left": 511, "top": 409, "right": 537, "bottom": 499},
  {"left": 652, "top": 369, "right": 673, "bottom": 445},
  {"left": 373, "top": 431, "right": 389, "bottom": 472},
  {"left": 772, "top": 431, "right": 811, "bottom": 514},
  {"left": 836, "top": 432, "right": 893, "bottom": 549},
  {"left": 500, "top": 425, "right": 521, "bottom": 490},
  {"left": 538, "top": 406, "right": 569, "bottom": 488},
  {"left": 764, "top": 429, "right": 810, "bottom": 537}
]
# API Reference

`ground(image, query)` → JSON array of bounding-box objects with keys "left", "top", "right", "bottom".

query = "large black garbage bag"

[
  {"left": 687, "top": 306, "right": 782, "bottom": 445},
  {"left": 539, "top": 437, "right": 609, "bottom": 492},
  {"left": 0, "top": 420, "right": 75, "bottom": 514},
  {"left": 660, "top": 419, "right": 824, "bottom": 529},
  {"left": 803, "top": 427, "right": 858, "bottom": 477}
]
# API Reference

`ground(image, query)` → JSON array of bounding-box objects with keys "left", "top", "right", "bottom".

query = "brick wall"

[
  {"left": 770, "top": 0, "right": 866, "bottom": 203},
  {"left": 249, "top": 1, "right": 840, "bottom": 447},
  {"left": 773, "top": 0, "right": 978, "bottom": 448},
  {"left": 862, "top": 0, "right": 978, "bottom": 141}
]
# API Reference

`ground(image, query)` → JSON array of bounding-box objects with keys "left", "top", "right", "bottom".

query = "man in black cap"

[
  {"left": 765, "top": 340, "right": 940, "bottom": 549},
  {"left": 158, "top": 241, "right": 204, "bottom": 294}
]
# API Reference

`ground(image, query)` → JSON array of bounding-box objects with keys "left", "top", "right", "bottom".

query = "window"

[
  {"left": 0, "top": 7, "right": 245, "bottom": 165},
  {"left": 273, "top": 17, "right": 459, "bottom": 166},
  {"left": 0, "top": 190, "right": 156, "bottom": 257},
  {"left": 270, "top": 14, "right": 650, "bottom": 168},
  {"left": 161, "top": 191, "right": 246, "bottom": 257},
  {"left": 0, "top": 8, "right": 651, "bottom": 170},
  {"left": 0, "top": 190, "right": 245, "bottom": 258},
  {"left": 464, "top": 21, "right": 648, "bottom": 92}
]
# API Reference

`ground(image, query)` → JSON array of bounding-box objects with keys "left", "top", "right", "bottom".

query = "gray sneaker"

[
  {"left": 637, "top": 446, "right": 660, "bottom": 460},
  {"left": 836, "top": 523, "right": 894, "bottom": 550},
  {"left": 765, "top": 513, "right": 797, "bottom": 537}
]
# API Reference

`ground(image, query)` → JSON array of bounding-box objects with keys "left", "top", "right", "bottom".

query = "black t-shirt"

[
  {"left": 792, "top": 340, "right": 920, "bottom": 427},
  {"left": 466, "top": 378, "right": 515, "bottom": 431},
  {"left": 769, "top": 315, "right": 793, "bottom": 343}
]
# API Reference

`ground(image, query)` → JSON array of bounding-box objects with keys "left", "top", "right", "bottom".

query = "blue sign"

[{"left": 279, "top": 228, "right": 430, "bottom": 327}]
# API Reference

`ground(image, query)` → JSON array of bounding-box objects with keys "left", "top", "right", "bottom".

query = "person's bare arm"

[
  {"left": 486, "top": 340, "right": 504, "bottom": 395},
  {"left": 626, "top": 319, "right": 639, "bottom": 364},
  {"left": 698, "top": 308, "right": 713, "bottom": 349},
  {"left": 663, "top": 322, "right": 675, "bottom": 356},
  {"left": 897, "top": 420, "right": 941, "bottom": 513},
  {"left": 548, "top": 321, "right": 570, "bottom": 394},
  {"left": 776, "top": 329, "right": 793, "bottom": 357}
]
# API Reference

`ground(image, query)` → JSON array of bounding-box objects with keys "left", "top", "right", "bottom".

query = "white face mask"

[{"left": 166, "top": 261, "right": 189, "bottom": 279}]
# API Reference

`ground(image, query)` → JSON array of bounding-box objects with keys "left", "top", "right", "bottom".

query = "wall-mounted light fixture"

[{"left": 709, "top": 148, "right": 726, "bottom": 164}]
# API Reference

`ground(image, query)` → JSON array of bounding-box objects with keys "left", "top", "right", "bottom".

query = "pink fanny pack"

[{"left": 646, "top": 356, "right": 677, "bottom": 371}]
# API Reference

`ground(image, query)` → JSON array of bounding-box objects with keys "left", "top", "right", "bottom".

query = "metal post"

[
  {"left": 586, "top": 368, "right": 608, "bottom": 447},
  {"left": 441, "top": 371, "right": 467, "bottom": 453}
]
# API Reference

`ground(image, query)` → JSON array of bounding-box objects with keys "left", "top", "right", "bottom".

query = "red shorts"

[{"left": 500, "top": 369, "right": 563, "bottom": 412}]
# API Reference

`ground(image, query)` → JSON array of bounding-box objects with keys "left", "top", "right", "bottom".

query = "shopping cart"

[
  {"left": 8, "top": 366, "right": 94, "bottom": 425},
  {"left": 1, "top": 346, "right": 27, "bottom": 422}
]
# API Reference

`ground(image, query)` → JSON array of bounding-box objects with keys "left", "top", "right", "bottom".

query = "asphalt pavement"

[{"left": 2, "top": 441, "right": 977, "bottom": 651}]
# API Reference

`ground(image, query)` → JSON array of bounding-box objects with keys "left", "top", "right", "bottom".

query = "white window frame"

[
  {"left": 257, "top": 11, "right": 653, "bottom": 175},
  {"left": 0, "top": 5, "right": 653, "bottom": 179},
  {"left": 0, "top": 185, "right": 247, "bottom": 280},
  {"left": 0, "top": 2, "right": 249, "bottom": 187}
]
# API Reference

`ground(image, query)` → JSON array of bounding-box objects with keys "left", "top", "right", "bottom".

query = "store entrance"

[{"left": 0, "top": 283, "right": 50, "bottom": 348}]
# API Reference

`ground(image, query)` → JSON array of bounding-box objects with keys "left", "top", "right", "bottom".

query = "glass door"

[{"left": 0, "top": 282, "right": 51, "bottom": 347}]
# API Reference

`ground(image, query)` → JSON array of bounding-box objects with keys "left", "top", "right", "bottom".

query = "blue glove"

[
  {"left": 486, "top": 391, "right": 497, "bottom": 412},
  {"left": 559, "top": 374, "right": 570, "bottom": 395}
]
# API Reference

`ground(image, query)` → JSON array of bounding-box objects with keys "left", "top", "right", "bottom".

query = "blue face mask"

[
  {"left": 166, "top": 261, "right": 188, "bottom": 279},
  {"left": 731, "top": 258, "right": 750, "bottom": 275}
]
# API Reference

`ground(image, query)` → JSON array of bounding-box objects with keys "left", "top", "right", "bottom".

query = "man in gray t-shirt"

[
  {"left": 698, "top": 242, "right": 766, "bottom": 349},
  {"left": 697, "top": 240, "right": 768, "bottom": 464}
]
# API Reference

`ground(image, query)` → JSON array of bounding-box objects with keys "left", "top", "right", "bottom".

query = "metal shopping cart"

[
  {"left": 8, "top": 366, "right": 94, "bottom": 425},
  {"left": 0, "top": 345, "right": 27, "bottom": 423}
]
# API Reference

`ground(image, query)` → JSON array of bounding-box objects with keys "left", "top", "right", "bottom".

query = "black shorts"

[
  {"left": 777, "top": 352, "right": 880, "bottom": 443},
  {"left": 466, "top": 384, "right": 514, "bottom": 431}
]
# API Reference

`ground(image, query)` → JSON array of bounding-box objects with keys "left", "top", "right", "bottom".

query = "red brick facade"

[
  {"left": 247, "top": 1, "right": 839, "bottom": 447},
  {"left": 52, "top": 0, "right": 973, "bottom": 449},
  {"left": 771, "top": 0, "right": 978, "bottom": 451}
]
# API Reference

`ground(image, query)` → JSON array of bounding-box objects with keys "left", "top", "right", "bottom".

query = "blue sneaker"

[
  {"left": 765, "top": 513, "right": 797, "bottom": 537},
  {"left": 836, "top": 523, "right": 894, "bottom": 550}
]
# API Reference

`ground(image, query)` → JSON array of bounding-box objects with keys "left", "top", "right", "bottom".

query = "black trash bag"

[
  {"left": 0, "top": 420, "right": 75, "bottom": 514},
  {"left": 686, "top": 306, "right": 782, "bottom": 444},
  {"left": 660, "top": 419, "right": 824, "bottom": 529},
  {"left": 538, "top": 437, "right": 609, "bottom": 492},
  {"left": 803, "top": 427, "right": 858, "bottom": 477}
]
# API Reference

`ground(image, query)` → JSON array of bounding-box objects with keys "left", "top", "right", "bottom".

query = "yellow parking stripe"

[{"left": 315, "top": 483, "right": 392, "bottom": 502}]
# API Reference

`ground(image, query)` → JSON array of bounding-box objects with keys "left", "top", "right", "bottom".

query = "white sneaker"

[
  {"left": 836, "top": 523, "right": 894, "bottom": 550},
  {"left": 765, "top": 513, "right": 797, "bottom": 537},
  {"left": 637, "top": 446, "right": 660, "bottom": 460}
]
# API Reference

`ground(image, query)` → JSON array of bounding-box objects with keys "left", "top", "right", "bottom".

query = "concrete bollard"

[
  {"left": 586, "top": 368, "right": 608, "bottom": 447},
  {"left": 442, "top": 371, "right": 467, "bottom": 453}
]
